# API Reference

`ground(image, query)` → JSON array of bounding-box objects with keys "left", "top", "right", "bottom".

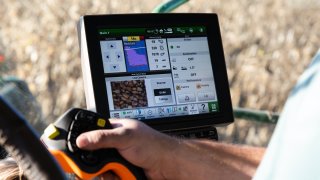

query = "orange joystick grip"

[{"left": 41, "top": 108, "right": 146, "bottom": 180}]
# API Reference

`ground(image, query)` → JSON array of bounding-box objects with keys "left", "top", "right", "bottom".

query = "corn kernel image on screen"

[{"left": 98, "top": 26, "right": 219, "bottom": 120}]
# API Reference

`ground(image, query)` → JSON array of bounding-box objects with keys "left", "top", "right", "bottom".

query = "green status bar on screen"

[{"left": 99, "top": 26, "right": 206, "bottom": 36}]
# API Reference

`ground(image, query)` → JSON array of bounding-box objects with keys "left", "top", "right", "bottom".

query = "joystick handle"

[{"left": 41, "top": 108, "right": 146, "bottom": 180}]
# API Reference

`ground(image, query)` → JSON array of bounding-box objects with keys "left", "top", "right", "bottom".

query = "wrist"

[
  {"left": 156, "top": 136, "right": 187, "bottom": 179},
  {"left": 143, "top": 133, "right": 182, "bottom": 179}
]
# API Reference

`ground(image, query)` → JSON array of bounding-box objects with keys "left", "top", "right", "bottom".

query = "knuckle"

[{"left": 118, "top": 127, "right": 134, "bottom": 138}]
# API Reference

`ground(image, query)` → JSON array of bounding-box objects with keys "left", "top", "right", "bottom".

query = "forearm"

[
  {"left": 77, "top": 119, "right": 265, "bottom": 180},
  {"left": 160, "top": 138, "right": 265, "bottom": 180}
]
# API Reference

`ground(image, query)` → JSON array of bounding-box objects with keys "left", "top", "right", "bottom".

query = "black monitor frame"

[{"left": 79, "top": 13, "right": 233, "bottom": 131}]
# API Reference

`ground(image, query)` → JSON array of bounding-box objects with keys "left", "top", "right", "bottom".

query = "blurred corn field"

[{"left": 0, "top": 0, "right": 319, "bottom": 146}]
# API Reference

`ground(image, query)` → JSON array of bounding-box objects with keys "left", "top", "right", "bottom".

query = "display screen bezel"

[{"left": 82, "top": 13, "right": 233, "bottom": 131}]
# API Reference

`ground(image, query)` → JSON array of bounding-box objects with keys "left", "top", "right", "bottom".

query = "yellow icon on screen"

[{"left": 127, "top": 36, "right": 140, "bottom": 41}]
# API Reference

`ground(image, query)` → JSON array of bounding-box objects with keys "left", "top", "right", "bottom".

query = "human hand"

[{"left": 76, "top": 118, "right": 178, "bottom": 179}]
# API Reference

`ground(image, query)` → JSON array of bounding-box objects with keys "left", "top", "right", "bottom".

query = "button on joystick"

[{"left": 80, "top": 151, "right": 99, "bottom": 165}]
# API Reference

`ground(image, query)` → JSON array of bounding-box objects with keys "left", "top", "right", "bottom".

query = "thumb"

[{"left": 76, "top": 129, "right": 121, "bottom": 150}]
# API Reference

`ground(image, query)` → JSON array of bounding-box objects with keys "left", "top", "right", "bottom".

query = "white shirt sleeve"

[{"left": 254, "top": 49, "right": 320, "bottom": 180}]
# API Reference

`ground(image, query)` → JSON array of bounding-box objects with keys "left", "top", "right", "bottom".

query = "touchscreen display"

[{"left": 98, "top": 26, "right": 219, "bottom": 120}]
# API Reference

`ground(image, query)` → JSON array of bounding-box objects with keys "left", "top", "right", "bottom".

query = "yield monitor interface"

[{"left": 78, "top": 14, "right": 233, "bottom": 132}]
